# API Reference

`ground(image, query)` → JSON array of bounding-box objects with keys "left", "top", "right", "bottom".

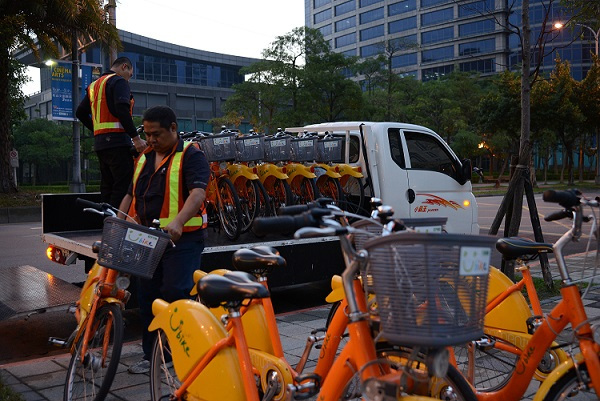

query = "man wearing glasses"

[{"left": 77, "top": 56, "right": 147, "bottom": 207}]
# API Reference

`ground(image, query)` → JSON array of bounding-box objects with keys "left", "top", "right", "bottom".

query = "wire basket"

[
  {"left": 198, "top": 133, "right": 237, "bottom": 161},
  {"left": 351, "top": 217, "right": 448, "bottom": 251},
  {"left": 97, "top": 217, "right": 171, "bottom": 279},
  {"left": 290, "top": 137, "right": 318, "bottom": 162},
  {"left": 264, "top": 136, "right": 291, "bottom": 162},
  {"left": 235, "top": 135, "right": 265, "bottom": 162},
  {"left": 316, "top": 137, "right": 343, "bottom": 163},
  {"left": 363, "top": 233, "right": 495, "bottom": 347}
]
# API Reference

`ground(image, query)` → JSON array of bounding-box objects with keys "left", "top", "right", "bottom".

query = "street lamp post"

[{"left": 576, "top": 23, "right": 600, "bottom": 184}]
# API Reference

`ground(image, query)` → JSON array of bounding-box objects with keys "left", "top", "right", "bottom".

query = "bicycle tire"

[
  {"left": 338, "top": 346, "right": 478, "bottom": 401},
  {"left": 150, "top": 329, "right": 179, "bottom": 401},
  {"left": 266, "top": 176, "right": 294, "bottom": 212},
  {"left": 64, "top": 303, "right": 124, "bottom": 401},
  {"left": 542, "top": 363, "right": 596, "bottom": 401},
  {"left": 340, "top": 176, "right": 365, "bottom": 216},
  {"left": 237, "top": 178, "right": 261, "bottom": 233},
  {"left": 317, "top": 176, "right": 344, "bottom": 206},
  {"left": 217, "top": 177, "right": 243, "bottom": 241},
  {"left": 251, "top": 180, "right": 273, "bottom": 237},
  {"left": 293, "top": 176, "right": 318, "bottom": 205}
]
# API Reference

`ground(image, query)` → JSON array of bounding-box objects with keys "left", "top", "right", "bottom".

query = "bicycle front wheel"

[
  {"left": 340, "top": 175, "right": 365, "bottom": 215},
  {"left": 237, "top": 178, "right": 261, "bottom": 233},
  {"left": 150, "top": 329, "right": 180, "bottom": 401},
  {"left": 217, "top": 177, "right": 243, "bottom": 241},
  {"left": 542, "top": 363, "right": 596, "bottom": 401},
  {"left": 64, "top": 303, "right": 124, "bottom": 401},
  {"left": 317, "top": 176, "right": 344, "bottom": 206},
  {"left": 293, "top": 177, "right": 318, "bottom": 205}
]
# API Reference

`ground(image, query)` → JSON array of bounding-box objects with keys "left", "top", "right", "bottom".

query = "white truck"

[
  {"left": 40, "top": 121, "right": 478, "bottom": 289},
  {"left": 287, "top": 122, "right": 479, "bottom": 235}
]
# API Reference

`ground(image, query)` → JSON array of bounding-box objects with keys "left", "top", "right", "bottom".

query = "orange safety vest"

[
  {"left": 87, "top": 73, "right": 134, "bottom": 136},
  {"left": 131, "top": 141, "right": 207, "bottom": 231}
]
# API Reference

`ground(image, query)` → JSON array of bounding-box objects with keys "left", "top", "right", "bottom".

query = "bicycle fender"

[
  {"left": 326, "top": 275, "right": 344, "bottom": 303},
  {"left": 337, "top": 164, "right": 364, "bottom": 178},
  {"left": 485, "top": 267, "right": 532, "bottom": 333},
  {"left": 149, "top": 299, "right": 247, "bottom": 401},
  {"left": 285, "top": 164, "right": 317, "bottom": 180},
  {"left": 314, "top": 163, "right": 342, "bottom": 179},
  {"left": 257, "top": 164, "right": 289, "bottom": 180},
  {"left": 227, "top": 164, "right": 259, "bottom": 180},
  {"left": 249, "top": 348, "right": 294, "bottom": 401},
  {"left": 532, "top": 353, "right": 584, "bottom": 401}
]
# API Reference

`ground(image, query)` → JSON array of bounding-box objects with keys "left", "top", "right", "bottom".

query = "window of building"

[
  {"left": 335, "top": 32, "right": 356, "bottom": 48},
  {"left": 421, "top": 45, "right": 454, "bottom": 63},
  {"left": 335, "top": 0, "right": 355, "bottom": 16},
  {"left": 360, "top": 0, "right": 383, "bottom": 6},
  {"left": 360, "top": 43, "right": 384, "bottom": 57},
  {"left": 336, "top": 16, "right": 356, "bottom": 32},
  {"left": 458, "top": 18, "right": 496, "bottom": 37},
  {"left": 360, "top": 7, "right": 384, "bottom": 24},
  {"left": 459, "top": 38, "right": 495, "bottom": 55},
  {"left": 421, "top": 26, "right": 454, "bottom": 44},
  {"left": 319, "top": 24, "right": 333, "bottom": 37},
  {"left": 389, "top": 16, "right": 417, "bottom": 33},
  {"left": 423, "top": 64, "right": 454, "bottom": 81},
  {"left": 388, "top": 0, "right": 416, "bottom": 16},
  {"left": 459, "top": 58, "right": 496, "bottom": 73},
  {"left": 314, "top": 8, "right": 332, "bottom": 24},
  {"left": 360, "top": 24, "right": 385, "bottom": 41},
  {"left": 509, "top": 33, "right": 520, "bottom": 49},
  {"left": 398, "top": 70, "right": 418, "bottom": 78},
  {"left": 342, "top": 49, "right": 357, "bottom": 57},
  {"left": 398, "top": 34, "right": 418, "bottom": 46},
  {"left": 391, "top": 52, "right": 418, "bottom": 68},
  {"left": 421, "top": 0, "right": 452, "bottom": 8},
  {"left": 314, "top": 0, "right": 330, "bottom": 8},
  {"left": 404, "top": 131, "right": 459, "bottom": 180},
  {"left": 458, "top": 0, "right": 495, "bottom": 17},
  {"left": 421, "top": 7, "right": 453, "bottom": 27}
]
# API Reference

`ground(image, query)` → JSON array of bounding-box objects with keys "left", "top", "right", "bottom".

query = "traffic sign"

[{"left": 10, "top": 149, "right": 18, "bottom": 168}]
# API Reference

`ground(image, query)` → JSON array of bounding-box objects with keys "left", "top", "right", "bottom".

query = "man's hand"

[
  {"left": 165, "top": 220, "right": 184, "bottom": 242},
  {"left": 132, "top": 135, "right": 148, "bottom": 153}
]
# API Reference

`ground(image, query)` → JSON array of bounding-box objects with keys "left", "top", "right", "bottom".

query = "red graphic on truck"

[{"left": 414, "top": 193, "right": 463, "bottom": 213}]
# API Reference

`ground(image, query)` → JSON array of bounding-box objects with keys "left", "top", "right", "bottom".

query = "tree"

[
  {"left": 12, "top": 119, "right": 72, "bottom": 184},
  {"left": 0, "top": 0, "right": 120, "bottom": 193}
]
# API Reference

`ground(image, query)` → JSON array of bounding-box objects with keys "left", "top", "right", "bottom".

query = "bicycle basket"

[
  {"left": 363, "top": 233, "right": 495, "bottom": 347},
  {"left": 198, "top": 133, "right": 237, "bottom": 162},
  {"left": 264, "top": 136, "right": 291, "bottom": 162},
  {"left": 97, "top": 217, "right": 171, "bottom": 279},
  {"left": 316, "top": 137, "right": 343, "bottom": 163},
  {"left": 351, "top": 217, "right": 448, "bottom": 251},
  {"left": 235, "top": 135, "right": 265, "bottom": 162},
  {"left": 290, "top": 137, "right": 318, "bottom": 162}
]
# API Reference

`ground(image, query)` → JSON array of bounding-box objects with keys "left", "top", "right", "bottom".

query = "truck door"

[{"left": 401, "top": 130, "right": 477, "bottom": 234}]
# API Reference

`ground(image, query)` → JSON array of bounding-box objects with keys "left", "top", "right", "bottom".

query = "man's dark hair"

[
  {"left": 111, "top": 56, "right": 133, "bottom": 69},
  {"left": 143, "top": 105, "right": 177, "bottom": 130}
]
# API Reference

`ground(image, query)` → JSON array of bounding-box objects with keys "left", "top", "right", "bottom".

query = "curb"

[{"left": 0, "top": 206, "right": 41, "bottom": 224}]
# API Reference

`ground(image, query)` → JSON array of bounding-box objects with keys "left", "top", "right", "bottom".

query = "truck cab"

[{"left": 287, "top": 122, "right": 479, "bottom": 234}]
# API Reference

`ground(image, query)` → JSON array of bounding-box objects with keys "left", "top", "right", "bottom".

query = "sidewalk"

[{"left": 2, "top": 252, "right": 599, "bottom": 401}]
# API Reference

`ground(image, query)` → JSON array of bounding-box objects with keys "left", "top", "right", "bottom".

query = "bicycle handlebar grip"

[
  {"left": 76, "top": 197, "right": 102, "bottom": 210},
  {"left": 544, "top": 210, "right": 572, "bottom": 222},
  {"left": 278, "top": 204, "right": 313, "bottom": 216},
  {"left": 253, "top": 214, "right": 319, "bottom": 236},
  {"left": 542, "top": 189, "right": 581, "bottom": 208}
]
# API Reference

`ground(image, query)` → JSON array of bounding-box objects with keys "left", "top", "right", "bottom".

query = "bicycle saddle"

[
  {"left": 495, "top": 237, "right": 554, "bottom": 260},
  {"left": 197, "top": 274, "right": 270, "bottom": 309},
  {"left": 232, "top": 246, "right": 286, "bottom": 277}
]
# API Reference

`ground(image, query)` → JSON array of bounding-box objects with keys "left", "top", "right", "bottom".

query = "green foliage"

[{"left": 12, "top": 119, "right": 72, "bottom": 168}]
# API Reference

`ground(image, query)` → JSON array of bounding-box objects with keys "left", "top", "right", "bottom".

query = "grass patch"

[
  {"left": 473, "top": 182, "right": 600, "bottom": 197},
  {"left": 0, "top": 376, "right": 24, "bottom": 401},
  {"left": 519, "top": 275, "right": 590, "bottom": 302},
  {"left": 0, "top": 186, "right": 100, "bottom": 208}
]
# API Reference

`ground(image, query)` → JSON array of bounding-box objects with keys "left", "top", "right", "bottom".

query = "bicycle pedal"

[
  {"left": 290, "top": 373, "right": 321, "bottom": 399},
  {"left": 362, "top": 377, "right": 398, "bottom": 401},
  {"left": 48, "top": 337, "right": 68, "bottom": 348}
]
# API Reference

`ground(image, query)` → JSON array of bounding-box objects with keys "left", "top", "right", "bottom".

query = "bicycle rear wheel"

[
  {"left": 317, "top": 176, "right": 344, "bottom": 206},
  {"left": 293, "top": 177, "right": 318, "bottom": 205},
  {"left": 150, "top": 329, "right": 179, "bottom": 401},
  {"left": 217, "top": 177, "right": 243, "bottom": 241},
  {"left": 237, "top": 178, "right": 261, "bottom": 233},
  {"left": 265, "top": 176, "right": 293, "bottom": 212},
  {"left": 543, "top": 363, "right": 596, "bottom": 401},
  {"left": 340, "top": 176, "right": 365, "bottom": 215},
  {"left": 64, "top": 303, "right": 124, "bottom": 401}
]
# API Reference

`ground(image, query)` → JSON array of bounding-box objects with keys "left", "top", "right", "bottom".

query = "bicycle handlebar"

[
  {"left": 543, "top": 189, "right": 581, "bottom": 208},
  {"left": 76, "top": 198, "right": 119, "bottom": 218}
]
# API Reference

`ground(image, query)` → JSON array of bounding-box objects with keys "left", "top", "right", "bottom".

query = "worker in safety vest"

[
  {"left": 76, "top": 56, "right": 147, "bottom": 207},
  {"left": 117, "top": 105, "right": 209, "bottom": 374}
]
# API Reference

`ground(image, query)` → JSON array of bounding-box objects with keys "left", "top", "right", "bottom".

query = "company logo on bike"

[
  {"left": 459, "top": 246, "right": 491, "bottom": 276},
  {"left": 125, "top": 228, "right": 159, "bottom": 249},
  {"left": 414, "top": 193, "right": 463, "bottom": 213}
]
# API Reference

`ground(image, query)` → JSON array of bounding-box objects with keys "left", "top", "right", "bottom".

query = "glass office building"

[
  {"left": 305, "top": 0, "right": 595, "bottom": 81},
  {"left": 19, "top": 30, "right": 258, "bottom": 132}
]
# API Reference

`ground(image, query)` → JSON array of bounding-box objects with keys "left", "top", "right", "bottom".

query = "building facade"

[
  {"left": 18, "top": 30, "right": 259, "bottom": 132},
  {"left": 305, "top": 0, "right": 595, "bottom": 81}
]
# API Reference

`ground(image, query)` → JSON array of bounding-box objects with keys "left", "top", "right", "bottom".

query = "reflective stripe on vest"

[
  {"left": 132, "top": 141, "right": 206, "bottom": 230},
  {"left": 87, "top": 74, "right": 126, "bottom": 135}
]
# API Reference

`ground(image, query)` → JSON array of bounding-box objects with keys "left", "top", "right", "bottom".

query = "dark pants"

[
  {"left": 138, "top": 240, "right": 205, "bottom": 359},
  {"left": 96, "top": 147, "right": 134, "bottom": 208}
]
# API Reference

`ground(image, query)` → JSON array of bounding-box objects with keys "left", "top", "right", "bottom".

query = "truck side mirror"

[{"left": 459, "top": 159, "right": 473, "bottom": 185}]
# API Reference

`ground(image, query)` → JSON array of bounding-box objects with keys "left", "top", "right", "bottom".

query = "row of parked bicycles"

[
  {"left": 182, "top": 128, "right": 366, "bottom": 240},
  {"left": 63, "top": 186, "right": 600, "bottom": 401}
]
